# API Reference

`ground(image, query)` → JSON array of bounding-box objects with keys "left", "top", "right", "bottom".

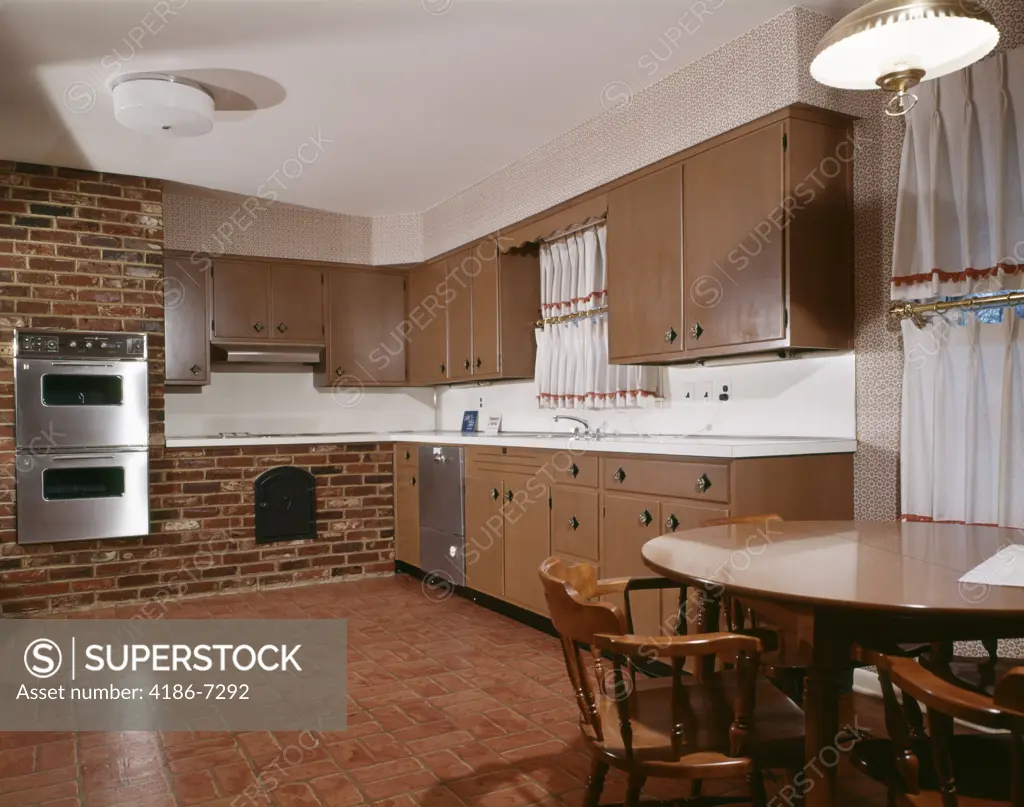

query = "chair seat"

[
  {"left": 943, "top": 656, "right": 1024, "bottom": 697},
  {"left": 586, "top": 669, "right": 805, "bottom": 773},
  {"left": 851, "top": 735, "right": 1012, "bottom": 803}
]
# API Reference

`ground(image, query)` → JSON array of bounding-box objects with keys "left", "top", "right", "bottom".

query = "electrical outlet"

[
  {"left": 478, "top": 397, "right": 484, "bottom": 408},
  {"left": 715, "top": 380, "right": 732, "bottom": 403},
  {"left": 697, "top": 381, "right": 714, "bottom": 404},
  {"left": 680, "top": 382, "right": 696, "bottom": 403}
]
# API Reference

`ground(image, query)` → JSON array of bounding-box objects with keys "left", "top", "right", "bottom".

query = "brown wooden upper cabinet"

[
  {"left": 164, "top": 255, "right": 210, "bottom": 386},
  {"left": 320, "top": 269, "right": 406, "bottom": 386},
  {"left": 407, "top": 240, "right": 540, "bottom": 386},
  {"left": 606, "top": 106, "right": 853, "bottom": 364},
  {"left": 211, "top": 260, "right": 323, "bottom": 343}
]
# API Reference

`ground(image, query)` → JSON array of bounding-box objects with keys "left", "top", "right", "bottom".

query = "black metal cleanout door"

[{"left": 254, "top": 467, "right": 317, "bottom": 544}]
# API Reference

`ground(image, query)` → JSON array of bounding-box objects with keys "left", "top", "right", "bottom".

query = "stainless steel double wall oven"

[{"left": 14, "top": 330, "right": 150, "bottom": 544}]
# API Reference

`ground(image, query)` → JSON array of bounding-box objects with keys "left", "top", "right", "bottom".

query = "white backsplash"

[
  {"left": 435, "top": 353, "right": 856, "bottom": 439},
  {"left": 165, "top": 353, "right": 855, "bottom": 441},
  {"left": 164, "top": 367, "right": 436, "bottom": 437}
]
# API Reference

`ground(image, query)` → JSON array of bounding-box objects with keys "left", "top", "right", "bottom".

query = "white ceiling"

[{"left": 0, "top": 0, "right": 860, "bottom": 216}]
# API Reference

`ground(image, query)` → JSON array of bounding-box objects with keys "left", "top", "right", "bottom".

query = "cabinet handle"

[
  {"left": 190, "top": 364, "right": 202, "bottom": 375},
  {"left": 665, "top": 514, "right": 680, "bottom": 532},
  {"left": 690, "top": 322, "right": 704, "bottom": 340},
  {"left": 568, "top": 515, "right": 580, "bottom": 531},
  {"left": 695, "top": 473, "right": 712, "bottom": 494},
  {"left": 490, "top": 488, "right": 499, "bottom": 501},
  {"left": 335, "top": 367, "right": 344, "bottom": 377},
  {"left": 613, "top": 467, "right": 626, "bottom": 483},
  {"left": 411, "top": 475, "right": 416, "bottom": 486},
  {"left": 504, "top": 489, "right": 514, "bottom": 503},
  {"left": 464, "top": 358, "right": 471, "bottom": 370},
  {"left": 253, "top": 322, "right": 264, "bottom": 333},
  {"left": 569, "top": 463, "right": 579, "bottom": 478},
  {"left": 664, "top": 327, "right": 678, "bottom": 344},
  {"left": 439, "top": 362, "right": 446, "bottom": 374},
  {"left": 277, "top": 323, "right": 288, "bottom": 334},
  {"left": 403, "top": 451, "right": 410, "bottom": 461},
  {"left": 475, "top": 357, "right": 482, "bottom": 369},
  {"left": 639, "top": 509, "right": 653, "bottom": 527}
]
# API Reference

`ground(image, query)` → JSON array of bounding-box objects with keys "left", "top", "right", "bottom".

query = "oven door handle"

[
  {"left": 49, "top": 455, "right": 118, "bottom": 461},
  {"left": 48, "top": 362, "right": 117, "bottom": 368}
]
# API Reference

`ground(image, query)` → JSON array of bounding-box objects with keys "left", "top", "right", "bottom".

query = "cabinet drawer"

[
  {"left": 551, "top": 486, "right": 599, "bottom": 561},
  {"left": 551, "top": 453, "right": 599, "bottom": 487},
  {"left": 396, "top": 444, "right": 419, "bottom": 468},
  {"left": 601, "top": 457, "right": 729, "bottom": 503}
]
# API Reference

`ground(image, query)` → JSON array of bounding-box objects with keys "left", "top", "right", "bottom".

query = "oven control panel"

[{"left": 15, "top": 330, "right": 147, "bottom": 360}]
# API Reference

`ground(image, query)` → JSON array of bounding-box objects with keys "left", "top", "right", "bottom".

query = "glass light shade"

[{"left": 811, "top": 0, "right": 1000, "bottom": 91}]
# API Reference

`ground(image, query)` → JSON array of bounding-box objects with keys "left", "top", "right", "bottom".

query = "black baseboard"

[{"left": 394, "top": 560, "right": 557, "bottom": 638}]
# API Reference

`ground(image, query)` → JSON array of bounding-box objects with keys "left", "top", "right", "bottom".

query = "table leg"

[{"left": 802, "top": 663, "right": 842, "bottom": 807}]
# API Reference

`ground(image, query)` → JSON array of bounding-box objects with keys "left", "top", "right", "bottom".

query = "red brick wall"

[{"left": 0, "top": 162, "right": 395, "bottom": 615}]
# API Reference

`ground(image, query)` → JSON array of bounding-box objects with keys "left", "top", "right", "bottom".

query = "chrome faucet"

[{"left": 554, "top": 415, "right": 601, "bottom": 439}]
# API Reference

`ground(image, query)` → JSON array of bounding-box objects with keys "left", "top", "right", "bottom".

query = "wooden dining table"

[{"left": 641, "top": 520, "right": 1024, "bottom": 807}]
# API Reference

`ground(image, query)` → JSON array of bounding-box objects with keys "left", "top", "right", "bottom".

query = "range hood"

[{"left": 211, "top": 342, "right": 323, "bottom": 364}]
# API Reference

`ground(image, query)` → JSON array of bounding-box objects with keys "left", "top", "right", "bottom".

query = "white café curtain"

[
  {"left": 892, "top": 46, "right": 1024, "bottom": 300},
  {"left": 535, "top": 221, "right": 660, "bottom": 409},
  {"left": 901, "top": 312, "right": 1024, "bottom": 527}
]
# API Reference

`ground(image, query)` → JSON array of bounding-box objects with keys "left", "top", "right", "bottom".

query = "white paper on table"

[{"left": 958, "top": 544, "right": 1024, "bottom": 588}]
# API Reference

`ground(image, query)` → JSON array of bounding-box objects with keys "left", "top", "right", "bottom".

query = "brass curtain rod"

[
  {"left": 535, "top": 306, "right": 609, "bottom": 328},
  {"left": 891, "top": 290, "right": 1024, "bottom": 328}
]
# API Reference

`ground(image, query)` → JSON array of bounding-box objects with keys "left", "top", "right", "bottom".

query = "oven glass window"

[
  {"left": 41, "top": 375, "right": 123, "bottom": 406},
  {"left": 42, "top": 467, "right": 125, "bottom": 500}
]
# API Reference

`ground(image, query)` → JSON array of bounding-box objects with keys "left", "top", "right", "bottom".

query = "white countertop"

[{"left": 164, "top": 431, "right": 856, "bottom": 459}]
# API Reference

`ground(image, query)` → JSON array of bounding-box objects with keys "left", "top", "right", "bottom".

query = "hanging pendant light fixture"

[{"left": 810, "top": 0, "right": 1000, "bottom": 116}]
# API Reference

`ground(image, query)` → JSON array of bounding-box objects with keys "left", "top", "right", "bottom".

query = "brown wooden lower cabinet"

[
  {"left": 465, "top": 473, "right": 504, "bottom": 599},
  {"left": 551, "top": 485, "right": 599, "bottom": 561},
  {"left": 502, "top": 472, "right": 552, "bottom": 616},
  {"left": 602, "top": 492, "right": 664, "bottom": 636},
  {"left": 394, "top": 446, "right": 419, "bottom": 565}
]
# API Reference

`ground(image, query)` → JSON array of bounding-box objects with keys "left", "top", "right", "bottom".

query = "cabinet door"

[
  {"left": 212, "top": 260, "right": 270, "bottom": 340},
  {"left": 164, "top": 256, "right": 210, "bottom": 385},
  {"left": 446, "top": 250, "right": 474, "bottom": 381},
  {"left": 551, "top": 485, "right": 599, "bottom": 561},
  {"left": 407, "top": 261, "right": 450, "bottom": 385},
  {"left": 502, "top": 472, "right": 551, "bottom": 615},
  {"left": 683, "top": 123, "right": 786, "bottom": 350},
  {"left": 657, "top": 498, "right": 729, "bottom": 635},
  {"left": 465, "top": 473, "right": 504, "bottom": 599},
  {"left": 607, "top": 164, "right": 683, "bottom": 360},
  {"left": 602, "top": 492, "right": 663, "bottom": 635},
  {"left": 325, "top": 270, "right": 406, "bottom": 384},
  {"left": 395, "top": 469, "right": 420, "bottom": 565},
  {"left": 270, "top": 265, "right": 323, "bottom": 342},
  {"left": 471, "top": 244, "right": 500, "bottom": 376}
]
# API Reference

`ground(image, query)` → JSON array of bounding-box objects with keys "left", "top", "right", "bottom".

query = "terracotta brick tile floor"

[{"left": 0, "top": 576, "right": 889, "bottom": 807}]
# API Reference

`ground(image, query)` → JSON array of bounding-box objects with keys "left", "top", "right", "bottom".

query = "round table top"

[{"left": 641, "top": 520, "right": 1024, "bottom": 615}]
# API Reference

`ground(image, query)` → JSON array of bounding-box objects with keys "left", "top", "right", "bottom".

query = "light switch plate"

[
  {"left": 680, "top": 382, "right": 696, "bottom": 403},
  {"left": 697, "top": 381, "right": 714, "bottom": 404}
]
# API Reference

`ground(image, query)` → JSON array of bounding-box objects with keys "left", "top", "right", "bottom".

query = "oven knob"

[
  {"left": 85, "top": 341, "right": 93, "bottom": 348},
  {"left": 100, "top": 341, "right": 107, "bottom": 348},
  {"left": 69, "top": 340, "right": 77, "bottom": 347}
]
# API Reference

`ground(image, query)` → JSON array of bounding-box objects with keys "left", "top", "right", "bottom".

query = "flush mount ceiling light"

[
  {"left": 110, "top": 73, "right": 215, "bottom": 136},
  {"left": 810, "top": 0, "right": 1000, "bottom": 116}
]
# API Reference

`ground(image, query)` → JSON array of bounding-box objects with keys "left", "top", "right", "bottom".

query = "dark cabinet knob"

[
  {"left": 464, "top": 358, "right": 471, "bottom": 370},
  {"left": 665, "top": 514, "right": 680, "bottom": 532},
  {"left": 403, "top": 451, "right": 410, "bottom": 461},
  {"left": 664, "top": 327, "right": 678, "bottom": 344},
  {"left": 696, "top": 473, "right": 712, "bottom": 494},
  {"left": 490, "top": 488, "right": 499, "bottom": 501},
  {"left": 568, "top": 515, "right": 580, "bottom": 531},
  {"left": 253, "top": 322, "right": 264, "bottom": 333},
  {"left": 690, "top": 322, "right": 703, "bottom": 340},
  {"left": 439, "top": 362, "right": 446, "bottom": 374},
  {"left": 504, "top": 489, "right": 514, "bottom": 503},
  {"left": 639, "top": 509, "right": 653, "bottom": 527},
  {"left": 569, "top": 463, "right": 579, "bottom": 478},
  {"left": 190, "top": 364, "right": 202, "bottom": 375},
  {"left": 335, "top": 367, "right": 344, "bottom": 376},
  {"left": 277, "top": 323, "right": 288, "bottom": 334},
  {"left": 613, "top": 467, "right": 626, "bottom": 483},
  {"left": 475, "top": 358, "right": 482, "bottom": 369},
  {"left": 411, "top": 475, "right": 416, "bottom": 486}
]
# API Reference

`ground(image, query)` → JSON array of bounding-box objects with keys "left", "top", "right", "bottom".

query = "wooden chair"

[
  {"left": 849, "top": 647, "right": 1023, "bottom": 807},
  {"left": 539, "top": 556, "right": 806, "bottom": 807}
]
